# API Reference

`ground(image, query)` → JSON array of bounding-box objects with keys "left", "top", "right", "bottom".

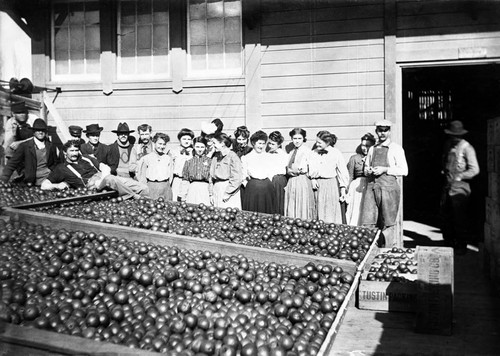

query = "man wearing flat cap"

[
  {"left": 68, "top": 125, "right": 85, "bottom": 146},
  {"left": 3, "top": 101, "right": 35, "bottom": 161},
  {"left": 362, "top": 119, "right": 408, "bottom": 246},
  {"left": 441, "top": 120, "right": 479, "bottom": 255},
  {"left": 80, "top": 124, "right": 110, "bottom": 164},
  {"left": 107, "top": 122, "right": 138, "bottom": 178},
  {"left": 1, "top": 118, "right": 59, "bottom": 185}
]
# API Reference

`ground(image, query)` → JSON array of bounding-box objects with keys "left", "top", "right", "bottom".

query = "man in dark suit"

[
  {"left": 107, "top": 122, "right": 137, "bottom": 178},
  {"left": 0, "top": 118, "right": 59, "bottom": 185},
  {"left": 80, "top": 124, "right": 109, "bottom": 164}
]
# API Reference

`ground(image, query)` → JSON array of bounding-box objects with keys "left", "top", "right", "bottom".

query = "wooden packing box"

[
  {"left": 415, "top": 246, "right": 454, "bottom": 336},
  {"left": 0, "top": 207, "right": 367, "bottom": 356},
  {"left": 357, "top": 247, "right": 418, "bottom": 312}
]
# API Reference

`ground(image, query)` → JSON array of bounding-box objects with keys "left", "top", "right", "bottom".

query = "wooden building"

[{"left": 2, "top": 0, "right": 500, "bottom": 244}]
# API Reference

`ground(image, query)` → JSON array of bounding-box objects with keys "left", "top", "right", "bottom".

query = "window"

[
  {"left": 118, "top": 0, "right": 170, "bottom": 78},
  {"left": 51, "top": 0, "right": 100, "bottom": 79},
  {"left": 188, "top": 0, "right": 242, "bottom": 76}
]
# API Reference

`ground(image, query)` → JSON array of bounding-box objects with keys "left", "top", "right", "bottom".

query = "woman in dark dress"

[{"left": 267, "top": 131, "right": 288, "bottom": 215}]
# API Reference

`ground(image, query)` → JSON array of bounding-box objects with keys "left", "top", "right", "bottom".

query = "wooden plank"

[
  {"left": 3, "top": 207, "right": 357, "bottom": 273},
  {"left": 396, "top": 45, "right": 500, "bottom": 63},
  {"left": 396, "top": 31, "right": 500, "bottom": 44},
  {"left": 397, "top": 37, "right": 500, "bottom": 53},
  {"left": 415, "top": 246, "right": 454, "bottom": 336},
  {"left": 262, "top": 99, "right": 384, "bottom": 116},
  {"left": 10, "top": 191, "right": 117, "bottom": 210},
  {"left": 397, "top": 11, "right": 500, "bottom": 31},
  {"left": 261, "top": 112, "right": 381, "bottom": 127},
  {"left": 262, "top": 86, "right": 384, "bottom": 103},
  {"left": 396, "top": 0, "right": 498, "bottom": 17},
  {"left": 262, "top": 72, "right": 384, "bottom": 90},
  {"left": 0, "top": 322, "right": 159, "bottom": 356}
]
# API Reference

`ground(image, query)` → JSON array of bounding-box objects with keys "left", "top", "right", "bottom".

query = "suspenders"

[{"left": 65, "top": 157, "right": 99, "bottom": 187}]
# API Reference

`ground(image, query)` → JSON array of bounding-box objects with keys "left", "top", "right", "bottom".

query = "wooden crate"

[
  {"left": 415, "top": 246, "right": 454, "bottom": 336},
  {"left": 0, "top": 208, "right": 363, "bottom": 356},
  {"left": 357, "top": 247, "right": 418, "bottom": 312}
]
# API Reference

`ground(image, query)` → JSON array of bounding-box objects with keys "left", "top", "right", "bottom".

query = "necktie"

[
  {"left": 288, "top": 148, "right": 298, "bottom": 168},
  {"left": 181, "top": 148, "right": 190, "bottom": 155},
  {"left": 317, "top": 149, "right": 328, "bottom": 156},
  {"left": 142, "top": 145, "right": 148, "bottom": 156}
]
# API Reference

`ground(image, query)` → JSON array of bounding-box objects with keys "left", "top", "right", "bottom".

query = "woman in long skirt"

[
  {"left": 346, "top": 133, "right": 376, "bottom": 225},
  {"left": 170, "top": 128, "right": 194, "bottom": 201},
  {"left": 309, "top": 131, "right": 349, "bottom": 224},
  {"left": 284, "top": 128, "right": 316, "bottom": 220},
  {"left": 241, "top": 131, "right": 275, "bottom": 213},
  {"left": 267, "top": 131, "right": 288, "bottom": 215},
  {"left": 180, "top": 136, "right": 212, "bottom": 205},
  {"left": 210, "top": 133, "right": 243, "bottom": 209},
  {"left": 136, "top": 133, "right": 173, "bottom": 200}
]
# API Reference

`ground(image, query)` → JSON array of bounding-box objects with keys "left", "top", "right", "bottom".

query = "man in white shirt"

[{"left": 362, "top": 120, "right": 408, "bottom": 246}]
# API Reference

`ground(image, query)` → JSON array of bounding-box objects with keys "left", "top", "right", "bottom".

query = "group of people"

[{"left": 0, "top": 101, "right": 479, "bottom": 250}]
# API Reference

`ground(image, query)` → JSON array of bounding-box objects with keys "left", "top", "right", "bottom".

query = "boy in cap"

[
  {"left": 3, "top": 101, "right": 35, "bottom": 160},
  {"left": 80, "top": 124, "right": 110, "bottom": 164},
  {"left": 107, "top": 122, "right": 137, "bottom": 178},
  {"left": 441, "top": 120, "right": 479, "bottom": 255},
  {"left": 1, "top": 118, "right": 59, "bottom": 185},
  {"left": 361, "top": 119, "right": 408, "bottom": 246},
  {"left": 68, "top": 125, "right": 85, "bottom": 145}
]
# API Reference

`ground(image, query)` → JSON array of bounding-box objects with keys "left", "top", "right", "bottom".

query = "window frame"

[
  {"left": 50, "top": 0, "right": 102, "bottom": 82},
  {"left": 186, "top": 0, "right": 243, "bottom": 79},
  {"left": 116, "top": 0, "right": 171, "bottom": 80}
]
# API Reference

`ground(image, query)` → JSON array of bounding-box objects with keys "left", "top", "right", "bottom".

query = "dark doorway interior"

[{"left": 403, "top": 64, "right": 500, "bottom": 243}]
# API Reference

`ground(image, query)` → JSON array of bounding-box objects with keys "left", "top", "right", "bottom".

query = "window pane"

[
  {"left": 72, "top": 50, "right": 85, "bottom": 74},
  {"left": 121, "top": 1, "right": 136, "bottom": 25},
  {"left": 69, "top": 2, "right": 84, "bottom": 24},
  {"left": 86, "top": 50, "right": 100, "bottom": 73},
  {"left": 207, "top": 0, "right": 223, "bottom": 18},
  {"left": 224, "top": 17, "right": 240, "bottom": 43},
  {"left": 121, "top": 25, "right": 136, "bottom": 52},
  {"left": 55, "top": 51, "right": 69, "bottom": 75},
  {"left": 224, "top": 0, "right": 241, "bottom": 17},
  {"left": 153, "top": 50, "right": 168, "bottom": 74},
  {"left": 54, "top": 27, "right": 69, "bottom": 52},
  {"left": 225, "top": 43, "right": 241, "bottom": 68},
  {"left": 121, "top": 56, "right": 135, "bottom": 74},
  {"left": 190, "top": 0, "right": 206, "bottom": 20},
  {"left": 137, "top": 49, "right": 152, "bottom": 73},
  {"left": 153, "top": 24, "right": 168, "bottom": 50},
  {"left": 70, "top": 26, "right": 85, "bottom": 51},
  {"left": 85, "top": 2, "right": 100, "bottom": 24},
  {"left": 86, "top": 25, "right": 100, "bottom": 50},
  {"left": 191, "top": 45, "right": 206, "bottom": 70},
  {"left": 53, "top": 3, "right": 69, "bottom": 27},
  {"left": 137, "top": 0, "right": 152, "bottom": 24},
  {"left": 207, "top": 18, "right": 223, "bottom": 44},
  {"left": 207, "top": 44, "right": 223, "bottom": 70},
  {"left": 153, "top": 0, "right": 168, "bottom": 23},
  {"left": 137, "top": 25, "right": 152, "bottom": 50},
  {"left": 190, "top": 20, "right": 206, "bottom": 45}
]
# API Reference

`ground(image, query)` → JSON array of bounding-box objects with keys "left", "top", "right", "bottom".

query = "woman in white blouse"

[
  {"left": 241, "top": 131, "right": 275, "bottom": 213},
  {"left": 309, "top": 131, "right": 349, "bottom": 224},
  {"left": 267, "top": 131, "right": 288, "bottom": 215}
]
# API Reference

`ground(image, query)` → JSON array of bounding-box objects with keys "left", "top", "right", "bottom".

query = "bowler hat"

[
  {"left": 32, "top": 118, "right": 48, "bottom": 131},
  {"left": 83, "top": 124, "right": 104, "bottom": 134},
  {"left": 11, "top": 101, "right": 28, "bottom": 114},
  {"left": 69, "top": 125, "right": 83, "bottom": 136},
  {"left": 444, "top": 120, "right": 468, "bottom": 136},
  {"left": 112, "top": 122, "right": 134, "bottom": 134},
  {"left": 374, "top": 119, "right": 393, "bottom": 127}
]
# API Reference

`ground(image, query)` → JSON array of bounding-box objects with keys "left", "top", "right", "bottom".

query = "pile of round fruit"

[
  {"left": 365, "top": 247, "right": 418, "bottom": 282},
  {"left": 0, "top": 219, "right": 355, "bottom": 355},
  {"left": 33, "top": 198, "right": 377, "bottom": 263},
  {"left": 0, "top": 182, "right": 91, "bottom": 207}
]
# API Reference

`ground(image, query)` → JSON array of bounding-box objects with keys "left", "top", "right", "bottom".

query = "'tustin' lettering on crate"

[
  {"left": 361, "top": 291, "right": 416, "bottom": 301},
  {"left": 429, "top": 257, "right": 440, "bottom": 284}
]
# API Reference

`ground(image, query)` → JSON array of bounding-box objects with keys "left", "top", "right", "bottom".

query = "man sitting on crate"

[{"left": 41, "top": 140, "right": 149, "bottom": 200}]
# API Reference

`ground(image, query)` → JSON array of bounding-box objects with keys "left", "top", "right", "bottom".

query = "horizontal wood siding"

[
  {"left": 51, "top": 86, "right": 245, "bottom": 144},
  {"left": 396, "top": 0, "right": 500, "bottom": 62},
  {"left": 260, "top": 1, "right": 385, "bottom": 156}
]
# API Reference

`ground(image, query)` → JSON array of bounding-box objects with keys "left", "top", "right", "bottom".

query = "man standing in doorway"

[
  {"left": 362, "top": 120, "right": 408, "bottom": 247},
  {"left": 441, "top": 120, "right": 479, "bottom": 255}
]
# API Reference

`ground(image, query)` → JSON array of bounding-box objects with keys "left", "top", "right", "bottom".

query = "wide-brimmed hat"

[
  {"left": 83, "top": 124, "right": 104, "bottom": 134},
  {"left": 32, "top": 118, "right": 48, "bottom": 131},
  {"left": 69, "top": 125, "right": 83, "bottom": 136},
  {"left": 374, "top": 119, "right": 393, "bottom": 128},
  {"left": 444, "top": 120, "right": 468, "bottom": 136},
  {"left": 11, "top": 101, "right": 28, "bottom": 114},
  {"left": 112, "top": 122, "right": 134, "bottom": 134}
]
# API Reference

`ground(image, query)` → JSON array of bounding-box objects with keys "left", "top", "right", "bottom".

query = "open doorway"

[{"left": 402, "top": 64, "right": 500, "bottom": 244}]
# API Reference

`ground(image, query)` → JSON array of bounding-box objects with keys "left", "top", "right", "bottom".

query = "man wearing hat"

[
  {"left": 361, "top": 119, "right": 408, "bottom": 247},
  {"left": 107, "top": 122, "right": 137, "bottom": 178},
  {"left": 68, "top": 125, "right": 85, "bottom": 146},
  {"left": 1, "top": 118, "right": 59, "bottom": 185},
  {"left": 441, "top": 120, "right": 479, "bottom": 254},
  {"left": 80, "top": 124, "right": 110, "bottom": 164},
  {"left": 3, "top": 101, "right": 35, "bottom": 160}
]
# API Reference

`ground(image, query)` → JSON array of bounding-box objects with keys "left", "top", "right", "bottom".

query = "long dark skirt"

[
  {"left": 242, "top": 178, "right": 275, "bottom": 214},
  {"left": 272, "top": 174, "right": 287, "bottom": 215}
]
